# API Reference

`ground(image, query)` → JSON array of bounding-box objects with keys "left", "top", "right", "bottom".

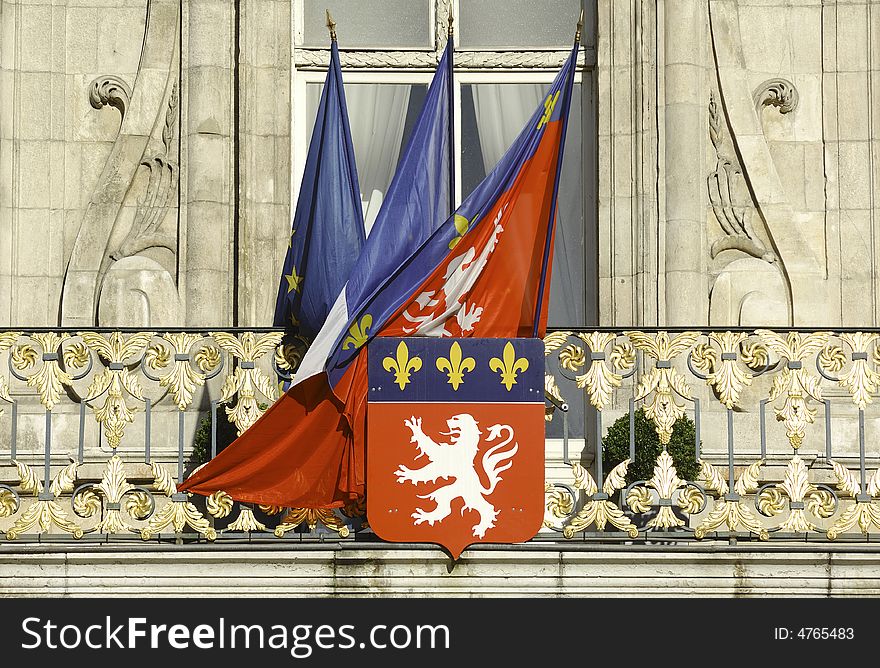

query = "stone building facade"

[
  {"left": 3, "top": 1, "right": 880, "bottom": 596},
  {"left": 3, "top": 0, "right": 876, "bottom": 331}
]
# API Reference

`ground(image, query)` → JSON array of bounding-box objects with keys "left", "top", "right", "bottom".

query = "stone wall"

[
  {"left": 598, "top": 0, "right": 880, "bottom": 328},
  {"left": 0, "top": 0, "right": 291, "bottom": 329}
]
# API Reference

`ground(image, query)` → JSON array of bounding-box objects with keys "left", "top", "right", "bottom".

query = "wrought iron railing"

[{"left": 0, "top": 327, "right": 879, "bottom": 544}]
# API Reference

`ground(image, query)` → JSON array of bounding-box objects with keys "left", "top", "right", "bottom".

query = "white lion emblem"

[{"left": 394, "top": 413, "right": 518, "bottom": 538}]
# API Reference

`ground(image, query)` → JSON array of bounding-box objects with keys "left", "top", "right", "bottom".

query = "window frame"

[{"left": 290, "top": 0, "right": 595, "bottom": 327}]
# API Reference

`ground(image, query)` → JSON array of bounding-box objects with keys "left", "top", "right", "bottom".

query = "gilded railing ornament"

[
  {"left": 140, "top": 463, "right": 216, "bottom": 540},
  {"left": 626, "top": 331, "right": 701, "bottom": 444},
  {"left": 6, "top": 461, "right": 82, "bottom": 539},
  {"left": 11, "top": 333, "right": 90, "bottom": 411},
  {"left": 573, "top": 332, "right": 635, "bottom": 410},
  {"left": 212, "top": 331, "right": 284, "bottom": 435},
  {"left": 624, "top": 450, "right": 706, "bottom": 529},
  {"left": 0, "top": 331, "right": 21, "bottom": 411},
  {"left": 206, "top": 490, "right": 234, "bottom": 518},
  {"left": 554, "top": 332, "right": 636, "bottom": 410},
  {"left": 756, "top": 455, "right": 836, "bottom": 533},
  {"left": 690, "top": 332, "right": 768, "bottom": 408},
  {"left": 826, "top": 462, "right": 880, "bottom": 539},
  {"left": 274, "top": 335, "right": 309, "bottom": 390},
  {"left": 226, "top": 506, "right": 269, "bottom": 533},
  {"left": 79, "top": 331, "right": 153, "bottom": 448},
  {"left": 756, "top": 329, "right": 831, "bottom": 449},
  {"left": 542, "top": 331, "right": 569, "bottom": 421},
  {"left": 341, "top": 496, "right": 368, "bottom": 530},
  {"left": 72, "top": 455, "right": 153, "bottom": 534},
  {"left": 206, "top": 492, "right": 271, "bottom": 534},
  {"left": 0, "top": 486, "right": 19, "bottom": 518},
  {"left": 695, "top": 460, "right": 768, "bottom": 539},
  {"left": 144, "top": 333, "right": 221, "bottom": 410},
  {"left": 274, "top": 508, "right": 350, "bottom": 538},
  {"left": 544, "top": 461, "right": 638, "bottom": 538},
  {"left": 817, "top": 332, "right": 880, "bottom": 409},
  {"left": 5, "top": 328, "right": 880, "bottom": 544}
]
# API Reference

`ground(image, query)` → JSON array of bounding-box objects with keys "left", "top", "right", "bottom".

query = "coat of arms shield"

[{"left": 367, "top": 337, "right": 545, "bottom": 558}]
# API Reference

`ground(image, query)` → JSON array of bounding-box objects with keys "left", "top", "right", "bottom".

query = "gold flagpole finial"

[
  {"left": 575, "top": 9, "right": 584, "bottom": 44},
  {"left": 448, "top": 6, "right": 454, "bottom": 37},
  {"left": 326, "top": 9, "right": 337, "bottom": 42}
]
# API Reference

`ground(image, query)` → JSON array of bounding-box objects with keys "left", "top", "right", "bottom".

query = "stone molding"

[{"left": 4, "top": 545, "right": 880, "bottom": 596}]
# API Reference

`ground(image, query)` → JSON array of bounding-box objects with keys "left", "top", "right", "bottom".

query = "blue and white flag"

[{"left": 273, "top": 39, "right": 365, "bottom": 338}]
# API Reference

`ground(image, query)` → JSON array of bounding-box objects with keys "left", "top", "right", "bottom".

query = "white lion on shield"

[{"left": 394, "top": 413, "right": 519, "bottom": 538}]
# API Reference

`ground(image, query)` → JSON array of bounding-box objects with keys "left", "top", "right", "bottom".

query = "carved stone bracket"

[
  {"left": 753, "top": 78, "right": 799, "bottom": 115},
  {"left": 88, "top": 75, "right": 132, "bottom": 118}
]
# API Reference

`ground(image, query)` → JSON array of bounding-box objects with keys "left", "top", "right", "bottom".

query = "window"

[{"left": 292, "top": 0, "right": 596, "bottom": 329}]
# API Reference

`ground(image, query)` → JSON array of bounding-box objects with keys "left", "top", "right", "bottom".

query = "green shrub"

[
  {"left": 188, "top": 408, "right": 238, "bottom": 471},
  {"left": 602, "top": 407, "right": 699, "bottom": 486}
]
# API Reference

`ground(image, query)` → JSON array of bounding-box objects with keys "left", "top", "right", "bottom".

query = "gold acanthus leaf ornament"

[
  {"left": 6, "top": 461, "right": 82, "bottom": 539},
  {"left": 625, "top": 330, "right": 701, "bottom": 444},
  {"left": 573, "top": 333, "right": 635, "bottom": 411},
  {"left": 145, "top": 333, "right": 212, "bottom": 411},
  {"left": 11, "top": 333, "right": 89, "bottom": 411},
  {"left": 72, "top": 456, "right": 152, "bottom": 534},
  {"left": 625, "top": 450, "right": 701, "bottom": 529},
  {"left": 79, "top": 331, "right": 154, "bottom": 448},
  {"left": 226, "top": 507, "right": 268, "bottom": 533},
  {"left": 212, "top": 331, "right": 284, "bottom": 435},
  {"left": 756, "top": 330, "right": 831, "bottom": 449},
  {"left": 757, "top": 454, "right": 833, "bottom": 533},
  {"left": 690, "top": 332, "right": 765, "bottom": 409},
  {"left": 694, "top": 459, "right": 768, "bottom": 539},
  {"left": 0, "top": 331, "right": 22, "bottom": 409},
  {"left": 821, "top": 333, "right": 880, "bottom": 409},
  {"left": 826, "top": 461, "right": 880, "bottom": 539},
  {"left": 545, "top": 461, "right": 638, "bottom": 538},
  {"left": 140, "top": 462, "right": 215, "bottom": 540},
  {"left": 543, "top": 331, "right": 571, "bottom": 357},
  {"left": 274, "top": 508, "right": 350, "bottom": 538}
]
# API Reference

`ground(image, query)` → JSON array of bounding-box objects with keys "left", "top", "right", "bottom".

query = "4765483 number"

[{"left": 774, "top": 627, "right": 854, "bottom": 640}]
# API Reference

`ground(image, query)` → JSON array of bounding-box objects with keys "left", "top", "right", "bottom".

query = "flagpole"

[
  {"left": 531, "top": 11, "right": 582, "bottom": 338},
  {"left": 447, "top": 7, "right": 456, "bottom": 217}
]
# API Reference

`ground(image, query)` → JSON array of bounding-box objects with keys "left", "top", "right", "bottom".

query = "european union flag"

[{"left": 273, "top": 36, "right": 364, "bottom": 338}]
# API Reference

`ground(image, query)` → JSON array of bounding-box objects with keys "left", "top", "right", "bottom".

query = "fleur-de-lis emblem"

[
  {"left": 436, "top": 342, "right": 475, "bottom": 391},
  {"left": 489, "top": 341, "right": 529, "bottom": 390},
  {"left": 342, "top": 314, "right": 372, "bottom": 350},
  {"left": 537, "top": 90, "right": 560, "bottom": 130},
  {"left": 383, "top": 341, "right": 422, "bottom": 390}
]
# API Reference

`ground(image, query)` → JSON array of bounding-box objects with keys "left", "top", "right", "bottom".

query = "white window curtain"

[
  {"left": 307, "top": 83, "right": 412, "bottom": 235},
  {"left": 471, "top": 84, "right": 584, "bottom": 326},
  {"left": 344, "top": 85, "right": 412, "bottom": 234}
]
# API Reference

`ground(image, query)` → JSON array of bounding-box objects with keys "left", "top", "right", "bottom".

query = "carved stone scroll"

[{"left": 61, "top": 0, "right": 181, "bottom": 328}]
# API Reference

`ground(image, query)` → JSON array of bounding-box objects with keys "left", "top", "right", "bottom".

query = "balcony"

[{"left": 2, "top": 328, "right": 880, "bottom": 595}]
